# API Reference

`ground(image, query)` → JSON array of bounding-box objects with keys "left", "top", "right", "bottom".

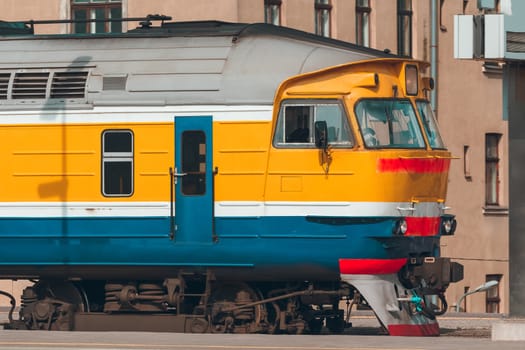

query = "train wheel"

[
  {"left": 308, "top": 318, "right": 324, "bottom": 334},
  {"left": 326, "top": 315, "right": 345, "bottom": 334},
  {"left": 324, "top": 305, "right": 345, "bottom": 334},
  {"left": 208, "top": 282, "right": 267, "bottom": 333},
  {"left": 20, "top": 280, "right": 85, "bottom": 330}
]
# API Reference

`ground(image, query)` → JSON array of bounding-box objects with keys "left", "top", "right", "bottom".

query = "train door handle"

[{"left": 172, "top": 168, "right": 187, "bottom": 185}]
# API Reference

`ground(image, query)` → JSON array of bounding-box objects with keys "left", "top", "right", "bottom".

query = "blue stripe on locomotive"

[{"left": 0, "top": 216, "right": 398, "bottom": 272}]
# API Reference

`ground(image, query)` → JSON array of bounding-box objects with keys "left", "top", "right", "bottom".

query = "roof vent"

[
  {"left": 12, "top": 72, "right": 49, "bottom": 99},
  {"left": 103, "top": 76, "right": 127, "bottom": 91},
  {"left": 0, "top": 73, "right": 9, "bottom": 100},
  {"left": 51, "top": 71, "right": 89, "bottom": 98}
]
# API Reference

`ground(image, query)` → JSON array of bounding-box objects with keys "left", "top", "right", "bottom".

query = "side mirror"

[{"left": 315, "top": 121, "right": 328, "bottom": 150}]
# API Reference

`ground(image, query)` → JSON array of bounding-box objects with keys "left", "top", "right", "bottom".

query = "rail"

[{"left": 1, "top": 14, "right": 172, "bottom": 34}]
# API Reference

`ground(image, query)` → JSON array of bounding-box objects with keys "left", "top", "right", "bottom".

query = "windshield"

[
  {"left": 416, "top": 100, "right": 446, "bottom": 149},
  {"left": 355, "top": 99, "right": 425, "bottom": 149}
]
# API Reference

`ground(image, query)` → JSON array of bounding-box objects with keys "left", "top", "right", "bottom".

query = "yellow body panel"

[
  {"left": 213, "top": 121, "right": 271, "bottom": 201},
  {"left": 0, "top": 122, "right": 172, "bottom": 202},
  {"left": 265, "top": 148, "right": 449, "bottom": 202},
  {"left": 0, "top": 120, "right": 448, "bottom": 203},
  {"left": 0, "top": 120, "right": 273, "bottom": 203},
  {"left": 0, "top": 59, "right": 450, "bottom": 205},
  {"left": 265, "top": 59, "right": 450, "bottom": 203}
]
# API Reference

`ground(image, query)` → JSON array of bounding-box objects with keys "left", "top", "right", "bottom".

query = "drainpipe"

[{"left": 431, "top": 0, "right": 438, "bottom": 114}]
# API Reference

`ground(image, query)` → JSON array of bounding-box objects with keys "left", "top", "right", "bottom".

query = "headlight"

[
  {"left": 441, "top": 215, "right": 457, "bottom": 235},
  {"left": 393, "top": 218, "right": 408, "bottom": 235},
  {"left": 405, "top": 64, "right": 418, "bottom": 96}
]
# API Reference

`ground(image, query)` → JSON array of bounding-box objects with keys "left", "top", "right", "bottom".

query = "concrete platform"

[{"left": 492, "top": 319, "right": 525, "bottom": 341}]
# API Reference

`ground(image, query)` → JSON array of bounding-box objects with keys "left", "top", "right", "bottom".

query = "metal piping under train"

[{"left": 0, "top": 17, "right": 463, "bottom": 336}]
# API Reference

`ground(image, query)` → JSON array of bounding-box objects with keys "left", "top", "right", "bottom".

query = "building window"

[
  {"left": 356, "top": 0, "right": 371, "bottom": 47},
  {"left": 478, "top": 0, "right": 501, "bottom": 13},
  {"left": 264, "top": 0, "right": 281, "bottom": 26},
  {"left": 71, "top": 0, "right": 122, "bottom": 34},
  {"left": 315, "top": 0, "right": 332, "bottom": 37},
  {"left": 485, "top": 133, "right": 501, "bottom": 206},
  {"left": 461, "top": 286, "right": 470, "bottom": 312},
  {"left": 463, "top": 145, "right": 472, "bottom": 180},
  {"left": 102, "top": 130, "right": 133, "bottom": 196},
  {"left": 397, "top": 0, "right": 412, "bottom": 57},
  {"left": 486, "top": 274, "right": 502, "bottom": 313}
]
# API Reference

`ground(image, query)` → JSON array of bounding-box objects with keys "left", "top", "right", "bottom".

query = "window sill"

[{"left": 483, "top": 206, "right": 509, "bottom": 216}]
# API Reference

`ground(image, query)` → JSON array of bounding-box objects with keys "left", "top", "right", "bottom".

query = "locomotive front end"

[
  {"left": 273, "top": 59, "right": 463, "bottom": 335},
  {"left": 337, "top": 61, "right": 464, "bottom": 335}
]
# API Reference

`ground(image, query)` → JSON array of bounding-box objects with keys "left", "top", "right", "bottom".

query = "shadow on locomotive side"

[{"left": 0, "top": 16, "right": 463, "bottom": 336}]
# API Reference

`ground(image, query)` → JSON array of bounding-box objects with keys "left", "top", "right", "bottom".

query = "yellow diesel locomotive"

[{"left": 0, "top": 19, "right": 462, "bottom": 335}]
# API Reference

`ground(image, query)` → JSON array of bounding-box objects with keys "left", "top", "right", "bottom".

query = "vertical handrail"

[
  {"left": 169, "top": 167, "right": 175, "bottom": 240},
  {"left": 212, "top": 166, "right": 219, "bottom": 243}
]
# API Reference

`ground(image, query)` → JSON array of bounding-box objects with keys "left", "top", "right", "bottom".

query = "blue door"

[{"left": 173, "top": 116, "right": 214, "bottom": 243}]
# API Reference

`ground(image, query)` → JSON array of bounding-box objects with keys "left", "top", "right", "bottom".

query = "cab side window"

[
  {"left": 284, "top": 105, "right": 313, "bottom": 143},
  {"left": 102, "top": 130, "right": 133, "bottom": 196},
  {"left": 273, "top": 100, "right": 353, "bottom": 148}
]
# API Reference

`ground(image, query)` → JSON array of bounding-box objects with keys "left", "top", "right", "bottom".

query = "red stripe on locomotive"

[
  {"left": 388, "top": 323, "right": 440, "bottom": 336},
  {"left": 339, "top": 258, "right": 408, "bottom": 274},
  {"left": 377, "top": 158, "right": 450, "bottom": 173},
  {"left": 405, "top": 217, "right": 440, "bottom": 236}
]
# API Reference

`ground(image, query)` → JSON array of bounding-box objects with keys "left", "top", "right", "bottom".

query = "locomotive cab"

[{"left": 267, "top": 59, "right": 463, "bottom": 335}]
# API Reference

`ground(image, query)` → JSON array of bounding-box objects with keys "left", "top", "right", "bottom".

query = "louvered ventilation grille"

[
  {"left": 12, "top": 72, "right": 49, "bottom": 99},
  {"left": 51, "top": 71, "right": 89, "bottom": 98},
  {"left": 103, "top": 76, "right": 127, "bottom": 91},
  {"left": 0, "top": 73, "right": 9, "bottom": 100},
  {"left": 507, "top": 32, "right": 525, "bottom": 53}
]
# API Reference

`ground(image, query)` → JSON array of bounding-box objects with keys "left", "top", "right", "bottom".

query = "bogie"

[{"left": 11, "top": 277, "right": 352, "bottom": 334}]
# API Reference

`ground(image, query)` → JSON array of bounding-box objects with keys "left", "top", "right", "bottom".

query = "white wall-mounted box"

[
  {"left": 454, "top": 15, "right": 474, "bottom": 59},
  {"left": 485, "top": 14, "right": 505, "bottom": 59}
]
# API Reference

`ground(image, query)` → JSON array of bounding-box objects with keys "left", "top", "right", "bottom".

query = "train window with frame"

[
  {"left": 181, "top": 131, "right": 206, "bottom": 196},
  {"left": 273, "top": 100, "right": 354, "bottom": 148},
  {"left": 355, "top": 99, "right": 425, "bottom": 149},
  {"left": 102, "top": 130, "right": 133, "bottom": 197}
]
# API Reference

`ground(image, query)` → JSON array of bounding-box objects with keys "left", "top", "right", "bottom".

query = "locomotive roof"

[{"left": 0, "top": 20, "right": 394, "bottom": 109}]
